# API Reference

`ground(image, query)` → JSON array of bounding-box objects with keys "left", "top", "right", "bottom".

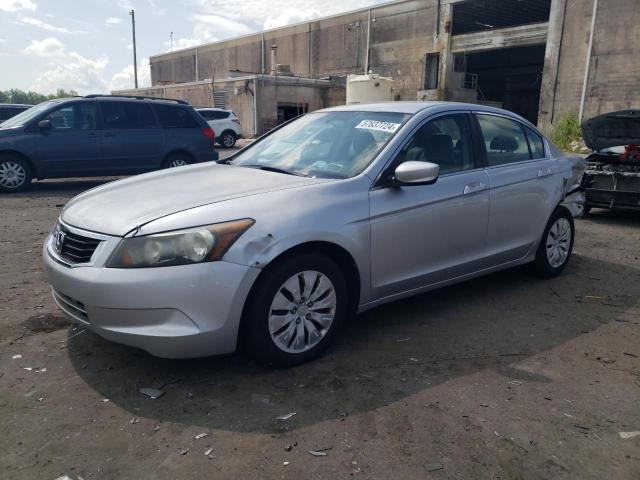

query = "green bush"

[{"left": 551, "top": 113, "right": 583, "bottom": 151}]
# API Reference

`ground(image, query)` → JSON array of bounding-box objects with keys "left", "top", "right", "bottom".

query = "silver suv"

[{"left": 44, "top": 102, "right": 584, "bottom": 366}]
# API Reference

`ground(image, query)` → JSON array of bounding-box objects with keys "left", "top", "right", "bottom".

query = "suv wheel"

[
  {"left": 163, "top": 154, "right": 190, "bottom": 169},
  {"left": 532, "top": 207, "right": 575, "bottom": 278},
  {"left": 0, "top": 156, "right": 32, "bottom": 193},
  {"left": 242, "top": 252, "right": 348, "bottom": 366},
  {"left": 220, "top": 131, "right": 237, "bottom": 148}
]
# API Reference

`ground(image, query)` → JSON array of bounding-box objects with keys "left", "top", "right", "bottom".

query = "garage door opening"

[
  {"left": 277, "top": 103, "right": 308, "bottom": 124},
  {"left": 458, "top": 45, "right": 546, "bottom": 125}
]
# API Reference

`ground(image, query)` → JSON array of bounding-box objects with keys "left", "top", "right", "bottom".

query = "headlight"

[{"left": 106, "top": 219, "right": 255, "bottom": 268}]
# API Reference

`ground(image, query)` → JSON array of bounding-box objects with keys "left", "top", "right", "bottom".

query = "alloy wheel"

[
  {"left": 222, "top": 133, "right": 235, "bottom": 147},
  {"left": 546, "top": 217, "right": 571, "bottom": 268},
  {"left": 167, "top": 158, "right": 188, "bottom": 168},
  {"left": 0, "top": 161, "right": 27, "bottom": 189},
  {"left": 268, "top": 270, "right": 336, "bottom": 354}
]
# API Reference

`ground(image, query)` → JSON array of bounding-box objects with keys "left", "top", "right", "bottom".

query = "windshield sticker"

[{"left": 355, "top": 120, "right": 401, "bottom": 133}]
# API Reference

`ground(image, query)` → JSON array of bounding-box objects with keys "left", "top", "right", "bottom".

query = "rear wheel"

[
  {"left": 162, "top": 153, "right": 191, "bottom": 169},
  {"left": 242, "top": 252, "right": 348, "bottom": 366},
  {"left": 0, "top": 156, "right": 32, "bottom": 193},
  {"left": 220, "top": 131, "right": 237, "bottom": 148},
  {"left": 532, "top": 207, "right": 575, "bottom": 278}
]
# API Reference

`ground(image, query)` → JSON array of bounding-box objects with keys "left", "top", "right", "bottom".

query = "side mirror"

[
  {"left": 394, "top": 161, "right": 440, "bottom": 185},
  {"left": 38, "top": 120, "right": 52, "bottom": 130}
]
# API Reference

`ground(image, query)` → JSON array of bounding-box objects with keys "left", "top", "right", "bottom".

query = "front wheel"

[
  {"left": 241, "top": 252, "right": 348, "bottom": 366},
  {"left": 0, "top": 156, "right": 32, "bottom": 193},
  {"left": 532, "top": 207, "right": 575, "bottom": 278}
]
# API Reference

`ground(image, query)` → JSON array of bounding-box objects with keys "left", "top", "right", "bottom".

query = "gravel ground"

[{"left": 0, "top": 161, "right": 639, "bottom": 479}]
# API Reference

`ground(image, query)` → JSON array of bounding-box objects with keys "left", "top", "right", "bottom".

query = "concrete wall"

[
  {"left": 151, "top": 0, "right": 441, "bottom": 101},
  {"left": 114, "top": 76, "right": 345, "bottom": 137},
  {"left": 539, "top": 0, "right": 640, "bottom": 130}
]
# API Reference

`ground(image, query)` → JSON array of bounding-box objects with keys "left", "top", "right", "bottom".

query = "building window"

[
  {"left": 424, "top": 53, "right": 440, "bottom": 90},
  {"left": 213, "top": 90, "right": 228, "bottom": 109}
]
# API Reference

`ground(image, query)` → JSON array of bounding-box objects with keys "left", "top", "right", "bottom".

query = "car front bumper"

[{"left": 43, "top": 233, "right": 260, "bottom": 358}]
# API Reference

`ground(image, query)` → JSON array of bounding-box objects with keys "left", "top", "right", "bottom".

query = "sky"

[{"left": 0, "top": 0, "right": 386, "bottom": 94}]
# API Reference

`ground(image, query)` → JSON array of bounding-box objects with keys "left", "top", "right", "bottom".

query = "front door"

[
  {"left": 34, "top": 101, "right": 103, "bottom": 176},
  {"left": 475, "top": 113, "right": 557, "bottom": 263},
  {"left": 369, "top": 113, "right": 490, "bottom": 300}
]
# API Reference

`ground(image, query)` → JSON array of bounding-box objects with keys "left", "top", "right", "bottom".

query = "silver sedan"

[{"left": 43, "top": 102, "right": 584, "bottom": 366}]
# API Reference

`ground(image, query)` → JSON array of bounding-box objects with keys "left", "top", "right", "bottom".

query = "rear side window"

[
  {"left": 525, "top": 126, "right": 546, "bottom": 159},
  {"left": 199, "top": 110, "right": 228, "bottom": 120},
  {"left": 476, "top": 114, "right": 531, "bottom": 166},
  {"left": 154, "top": 105, "right": 199, "bottom": 128},
  {"left": 101, "top": 101, "right": 157, "bottom": 129}
]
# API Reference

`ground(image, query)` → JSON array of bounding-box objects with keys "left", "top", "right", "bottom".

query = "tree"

[{"left": 0, "top": 88, "right": 79, "bottom": 105}]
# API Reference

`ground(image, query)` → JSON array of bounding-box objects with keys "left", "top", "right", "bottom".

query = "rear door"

[
  {"left": 154, "top": 104, "right": 209, "bottom": 158},
  {"left": 99, "top": 100, "right": 165, "bottom": 174},
  {"left": 369, "top": 113, "right": 491, "bottom": 299},
  {"left": 475, "top": 113, "right": 557, "bottom": 263},
  {"left": 34, "top": 100, "right": 104, "bottom": 176}
]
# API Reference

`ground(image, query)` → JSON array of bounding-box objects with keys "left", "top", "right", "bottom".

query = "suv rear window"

[
  {"left": 154, "top": 105, "right": 199, "bottom": 128},
  {"left": 200, "top": 110, "right": 229, "bottom": 120}
]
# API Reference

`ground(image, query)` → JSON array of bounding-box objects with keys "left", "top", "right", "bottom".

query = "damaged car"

[
  {"left": 44, "top": 102, "right": 584, "bottom": 366},
  {"left": 582, "top": 110, "right": 640, "bottom": 213}
]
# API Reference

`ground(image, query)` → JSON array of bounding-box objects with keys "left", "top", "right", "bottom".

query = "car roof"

[
  {"left": 197, "top": 107, "right": 231, "bottom": 112},
  {"left": 319, "top": 101, "right": 535, "bottom": 126},
  {"left": 0, "top": 103, "right": 32, "bottom": 108}
]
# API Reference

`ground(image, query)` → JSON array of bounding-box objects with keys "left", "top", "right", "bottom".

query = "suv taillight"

[{"left": 203, "top": 127, "right": 215, "bottom": 139}]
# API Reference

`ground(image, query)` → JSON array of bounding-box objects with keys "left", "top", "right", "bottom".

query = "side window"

[
  {"left": 101, "top": 102, "right": 157, "bottom": 129},
  {"left": 44, "top": 102, "right": 97, "bottom": 131},
  {"left": 154, "top": 105, "right": 199, "bottom": 128},
  {"left": 477, "top": 114, "right": 531, "bottom": 166},
  {"left": 396, "top": 114, "right": 474, "bottom": 175},
  {"left": 525, "top": 126, "right": 546, "bottom": 159}
]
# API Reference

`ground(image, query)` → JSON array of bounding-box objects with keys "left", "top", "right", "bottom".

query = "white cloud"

[
  {"left": 20, "top": 37, "right": 110, "bottom": 94},
  {"left": 105, "top": 16, "right": 122, "bottom": 26},
  {"left": 21, "top": 36, "right": 65, "bottom": 56},
  {"left": 18, "top": 16, "right": 82, "bottom": 34},
  {"left": 193, "top": 14, "right": 253, "bottom": 35},
  {"left": 0, "top": 0, "right": 36, "bottom": 12},
  {"left": 110, "top": 57, "right": 151, "bottom": 91},
  {"left": 264, "top": 8, "right": 321, "bottom": 30}
]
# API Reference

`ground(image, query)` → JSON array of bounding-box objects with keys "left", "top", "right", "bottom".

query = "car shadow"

[
  {"left": 66, "top": 254, "right": 638, "bottom": 433},
  {"left": 581, "top": 208, "right": 640, "bottom": 227}
]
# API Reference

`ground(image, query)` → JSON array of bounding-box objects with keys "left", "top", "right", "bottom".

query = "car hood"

[
  {"left": 61, "top": 163, "right": 328, "bottom": 236},
  {"left": 582, "top": 110, "right": 640, "bottom": 151}
]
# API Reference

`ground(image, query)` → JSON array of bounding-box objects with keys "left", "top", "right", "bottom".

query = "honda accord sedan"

[{"left": 44, "top": 102, "right": 584, "bottom": 366}]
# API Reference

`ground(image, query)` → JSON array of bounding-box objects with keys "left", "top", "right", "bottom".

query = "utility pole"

[
  {"left": 129, "top": 10, "right": 138, "bottom": 88},
  {"left": 170, "top": 31, "right": 174, "bottom": 84}
]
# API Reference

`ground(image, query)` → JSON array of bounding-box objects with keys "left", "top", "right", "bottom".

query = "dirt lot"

[{"left": 1, "top": 162, "right": 639, "bottom": 479}]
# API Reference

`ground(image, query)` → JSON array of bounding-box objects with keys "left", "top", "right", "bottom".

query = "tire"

[
  {"left": 532, "top": 206, "right": 575, "bottom": 278},
  {"left": 0, "top": 156, "right": 32, "bottom": 193},
  {"left": 220, "top": 131, "right": 237, "bottom": 148},
  {"left": 241, "top": 252, "right": 349, "bottom": 367},
  {"left": 162, "top": 153, "right": 191, "bottom": 169}
]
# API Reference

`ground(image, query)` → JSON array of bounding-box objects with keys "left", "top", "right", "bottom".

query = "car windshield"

[
  {"left": 0, "top": 100, "right": 61, "bottom": 129},
  {"left": 231, "top": 111, "right": 410, "bottom": 179}
]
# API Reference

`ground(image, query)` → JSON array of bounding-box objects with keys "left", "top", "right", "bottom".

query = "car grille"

[
  {"left": 54, "top": 224, "right": 102, "bottom": 264},
  {"left": 52, "top": 289, "right": 89, "bottom": 323}
]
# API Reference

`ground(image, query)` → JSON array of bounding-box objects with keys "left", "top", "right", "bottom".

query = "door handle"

[
  {"left": 537, "top": 167, "right": 553, "bottom": 178},
  {"left": 463, "top": 182, "right": 487, "bottom": 195}
]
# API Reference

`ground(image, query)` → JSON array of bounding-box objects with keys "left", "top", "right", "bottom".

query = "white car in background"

[{"left": 197, "top": 108, "right": 242, "bottom": 148}]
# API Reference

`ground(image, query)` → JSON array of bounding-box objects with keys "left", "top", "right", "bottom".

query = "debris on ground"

[
  {"left": 130, "top": 418, "right": 140, "bottom": 424},
  {"left": 285, "top": 442, "right": 297, "bottom": 451},
  {"left": 153, "top": 425, "right": 160, "bottom": 431},
  {"left": 179, "top": 448, "right": 190, "bottom": 455},
  {"left": 623, "top": 352, "right": 638, "bottom": 358},
  {"left": 308, "top": 450, "right": 327, "bottom": 457},
  {"left": 55, "top": 475, "right": 74, "bottom": 480},
  {"left": 140, "top": 387, "right": 165, "bottom": 399},
  {"left": 11, "top": 354, "right": 22, "bottom": 359},
  {"left": 425, "top": 463, "right": 444, "bottom": 472},
  {"left": 619, "top": 431, "right": 640, "bottom": 440},
  {"left": 204, "top": 448, "right": 214, "bottom": 457},
  {"left": 276, "top": 412, "right": 296, "bottom": 421},
  {"left": 283, "top": 461, "right": 290, "bottom": 466},
  {"left": 101, "top": 398, "right": 110, "bottom": 403},
  {"left": 194, "top": 432, "right": 208, "bottom": 440},
  {"left": 508, "top": 380, "right": 523, "bottom": 386}
]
